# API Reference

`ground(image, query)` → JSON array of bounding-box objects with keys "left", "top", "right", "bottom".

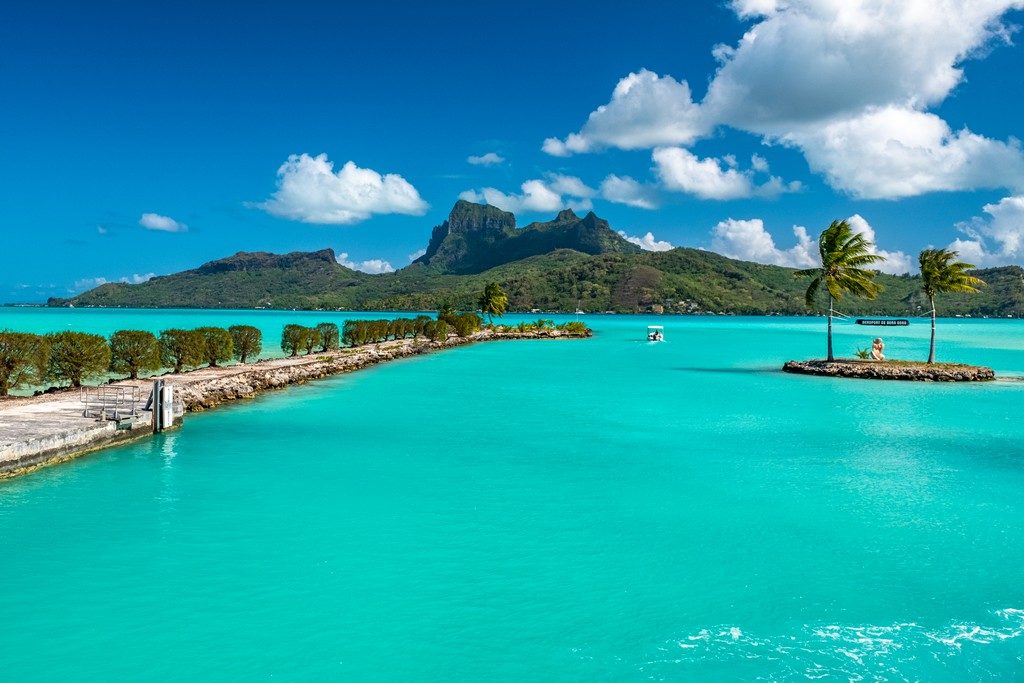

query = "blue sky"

[{"left": 3, "top": 0, "right": 1024, "bottom": 302}]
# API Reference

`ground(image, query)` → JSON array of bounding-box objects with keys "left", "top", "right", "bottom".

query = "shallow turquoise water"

[{"left": 2, "top": 310, "right": 1023, "bottom": 680}]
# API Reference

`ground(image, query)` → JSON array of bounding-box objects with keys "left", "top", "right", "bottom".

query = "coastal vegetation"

[
  {"left": 919, "top": 249, "right": 985, "bottom": 363},
  {"left": 0, "top": 332, "right": 49, "bottom": 396},
  {"left": 316, "top": 322, "right": 340, "bottom": 351},
  {"left": 796, "top": 220, "right": 884, "bottom": 362},
  {"left": 47, "top": 332, "right": 111, "bottom": 388},
  {"left": 160, "top": 329, "right": 206, "bottom": 373},
  {"left": 109, "top": 330, "right": 161, "bottom": 379},
  {"left": 478, "top": 282, "right": 508, "bottom": 324},
  {"left": 47, "top": 201, "right": 1024, "bottom": 317},
  {"left": 281, "top": 324, "right": 307, "bottom": 357},
  {"left": 197, "top": 327, "right": 233, "bottom": 367},
  {"left": 229, "top": 325, "right": 262, "bottom": 363}
]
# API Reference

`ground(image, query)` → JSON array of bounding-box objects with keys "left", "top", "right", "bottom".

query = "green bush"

[
  {"left": 0, "top": 331, "right": 50, "bottom": 396},
  {"left": 302, "top": 327, "right": 321, "bottom": 355},
  {"left": 431, "top": 319, "right": 449, "bottom": 342},
  {"left": 316, "top": 322, "right": 340, "bottom": 351},
  {"left": 160, "top": 329, "right": 206, "bottom": 373},
  {"left": 47, "top": 331, "right": 111, "bottom": 387},
  {"left": 281, "top": 324, "right": 306, "bottom": 357},
  {"left": 196, "top": 327, "right": 233, "bottom": 367},
  {"left": 109, "top": 330, "right": 161, "bottom": 379},
  {"left": 229, "top": 325, "right": 262, "bottom": 363},
  {"left": 557, "top": 321, "right": 589, "bottom": 335},
  {"left": 450, "top": 312, "right": 482, "bottom": 337}
]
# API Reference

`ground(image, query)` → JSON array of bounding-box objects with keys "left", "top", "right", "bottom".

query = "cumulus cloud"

[
  {"left": 74, "top": 276, "right": 108, "bottom": 290},
  {"left": 139, "top": 213, "right": 187, "bottom": 233},
  {"left": 258, "top": 153, "right": 428, "bottom": 225},
  {"left": 599, "top": 175, "right": 659, "bottom": 209},
  {"left": 467, "top": 152, "right": 505, "bottom": 166},
  {"left": 617, "top": 230, "right": 674, "bottom": 251},
  {"left": 542, "top": 69, "right": 709, "bottom": 155},
  {"left": 73, "top": 272, "right": 156, "bottom": 291},
  {"left": 844, "top": 214, "right": 913, "bottom": 274},
  {"left": 948, "top": 195, "right": 1024, "bottom": 266},
  {"left": 542, "top": 2, "right": 1024, "bottom": 198},
  {"left": 653, "top": 147, "right": 800, "bottom": 200},
  {"left": 459, "top": 174, "right": 595, "bottom": 214},
  {"left": 711, "top": 218, "right": 818, "bottom": 268},
  {"left": 709, "top": 214, "right": 911, "bottom": 273},
  {"left": 336, "top": 252, "right": 395, "bottom": 274},
  {"left": 408, "top": 248, "right": 427, "bottom": 262}
]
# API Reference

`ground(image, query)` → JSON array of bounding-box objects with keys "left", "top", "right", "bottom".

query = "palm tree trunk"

[
  {"left": 928, "top": 296, "right": 936, "bottom": 364},
  {"left": 827, "top": 295, "right": 834, "bottom": 362}
]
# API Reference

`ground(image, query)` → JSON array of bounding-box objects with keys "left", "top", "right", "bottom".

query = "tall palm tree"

[
  {"left": 795, "top": 220, "right": 885, "bottom": 361},
  {"left": 918, "top": 248, "right": 984, "bottom": 363},
  {"left": 478, "top": 282, "right": 509, "bottom": 326}
]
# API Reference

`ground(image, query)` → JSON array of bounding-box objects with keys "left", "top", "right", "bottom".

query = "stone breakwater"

[
  {"left": 0, "top": 329, "right": 589, "bottom": 479},
  {"left": 782, "top": 359, "right": 996, "bottom": 382},
  {"left": 177, "top": 329, "right": 589, "bottom": 411}
]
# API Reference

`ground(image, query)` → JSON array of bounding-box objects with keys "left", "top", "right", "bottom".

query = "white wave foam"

[{"left": 650, "top": 608, "right": 1024, "bottom": 679}]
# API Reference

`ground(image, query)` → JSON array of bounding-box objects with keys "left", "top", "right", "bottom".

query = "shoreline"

[
  {"left": 782, "top": 359, "right": 996, "bottom": 382},
  {"left": 0, "top": 328, "right": 590, "bottom": 479}
]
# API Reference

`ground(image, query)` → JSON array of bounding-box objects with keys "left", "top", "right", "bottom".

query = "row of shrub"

[
  {"left": 0, "top": 312, "right": 582, "bottom": 397},
  {"left": 340, "top": 312, "right": 483, "bottom": 347},
  {"left": 491, "top": 320, "right": 589, "bottom": 335},
  {"left": 0, "top": 325, "right": 268, "bottom": 396}
]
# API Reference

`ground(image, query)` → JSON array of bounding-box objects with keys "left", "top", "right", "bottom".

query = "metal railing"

[{"left": 80, "top": 386, "right": 141, "bottom": 421}]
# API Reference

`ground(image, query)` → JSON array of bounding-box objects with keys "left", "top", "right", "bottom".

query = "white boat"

[{"left": 647, "top": 325, "right": 664, "bottom": 342}]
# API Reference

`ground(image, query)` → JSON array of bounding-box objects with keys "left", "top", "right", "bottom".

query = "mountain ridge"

[{"left": 47, "top": 201, "right": 1024, "bottom": 316}]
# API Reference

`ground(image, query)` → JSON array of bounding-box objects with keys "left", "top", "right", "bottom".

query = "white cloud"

[
  {"left": 336, "top": 252, "right": 395, "bottom": 274},
  {"left": 780, "top": 107, "right": 1024, "bottom": 199},
  {"left": 600, "top": 175, "right": 659, "bottom": 209},
  {"left": 947, "top": 195, "right": 1024, "bottom": 266},
  {"left": 543, "top": 2, "right": 1024, "bottom": 198},
  {"left": 96, "top": 225, "right": 109, "bottom": 236},
  {"left": 653, "top": 147, "right": 800, "bottom": 200},
  {"left": 73, "top": 272, "right": 157, "bottom": 291},
  {"left": 459, "top": 174, "right": 595, "bottom": 214},
  {"left": 844, "top": 214, "right": 912, "bottom": 274},
  {"left": 139, "top": 213, "right": 187, "bottom": 233},
  {"left": 467, "top": 152, "right": 505, "bottom": 166},
  {"left": 542, "top": 69, "right": 709, "bottom": 155},
  {"left": 258, "top": 153, "right": 428, "bottom": 225},
  {"left": 408, "top": 248, "right": 427, "bottom": 262},
  {"left": 74, "top": 276, "right": 108, "bottom": 290},
  {"left": 617, "top": 230, "right": 674, "bottom": 251},
  {"left": 711, "top": 218, "right": 818, "bottom": 268},
  {"left": 709, "top": 214, "right": 910, "bottom": 273}
]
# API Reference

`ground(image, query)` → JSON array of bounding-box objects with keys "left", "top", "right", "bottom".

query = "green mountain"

[
  {"left": 48, "top": 201, "right": 1024, "bottom": 316},
  {"left": 414, "top": 200, "right": 641, "bottom": 273}
]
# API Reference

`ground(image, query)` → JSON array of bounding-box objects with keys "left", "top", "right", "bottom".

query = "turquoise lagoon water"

[{"left": 1, "top": 309, "right": 1023, "bottom": 680}]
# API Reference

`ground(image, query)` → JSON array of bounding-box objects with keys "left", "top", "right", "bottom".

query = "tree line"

[
  {"left": 0, "top": 283, "right": 518, "bottom": 396},
  {"left": 0, "top": 325, "right": 265, "bottom": 396}
]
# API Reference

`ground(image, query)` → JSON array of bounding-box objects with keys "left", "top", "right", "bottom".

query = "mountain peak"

[{"left": 414, "top": 200, "right": 641, "bottom": 274}]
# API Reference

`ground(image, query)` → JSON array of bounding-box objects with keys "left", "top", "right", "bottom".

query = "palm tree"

[
  {"left": 919, "top": 248, "right": 984, "bottom": 363},
  {"left": 795, "top": 220, "right": 885, "bottom": 362},
  {"left": 478, "top": 282, "right": 509, "bottom": 326}
]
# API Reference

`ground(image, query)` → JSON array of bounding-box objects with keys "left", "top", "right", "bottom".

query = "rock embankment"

[
  {"left": 782, "top": 359, "right": 995, "bottom": 382},
  {"left": 175, "top": 328, "right": 589, "bottom": 411}
]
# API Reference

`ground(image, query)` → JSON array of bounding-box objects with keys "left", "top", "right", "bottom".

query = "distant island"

[{"left": 48, "top": 200, "right": 1024, "bottom": 316}]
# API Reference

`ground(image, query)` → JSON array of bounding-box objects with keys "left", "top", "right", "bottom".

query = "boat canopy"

[{"left": 647, "top": 325, "right": 664, "bottom": 330}]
